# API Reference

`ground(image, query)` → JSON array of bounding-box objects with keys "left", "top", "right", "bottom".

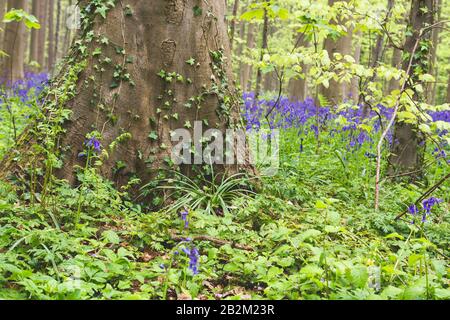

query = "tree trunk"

[
  {"left": 254, "top": 0, "right": 269, "bottom": 101},
  {"left": 62, "top": 0, "right": 73, "bottom": 57},
  {"left": 29, "top": 0, "right": 39, "bottom": 64},
  {"left": 1, "top": 0, "right": 251, "bottom": 193},
  {"left": 47, "top": 0, "right": 55, "bottom": 71},
  {"left": 37, "top": 0, "right": 48, "bottom": 70},
  {"left": 1, "top": 0, "right": 26, "bottom": 82},
  {"left": 54, "top": 0, "right": 61, "bottom": 63},
  {"left": 229, "top": 0, "right": 239, "bottom": 50},
  {"left": 241, "top": 22, "right": 255, "bottom": 92},
  {"left": 321, "top": 0, "right": 353, "bottom": 106},
  {"left": 0, "top": 0, "right": 6, "bottom": 45},
  {"left": 389, "top": 0, "right": 435, "bottom": 177},
  {"left": 427, "top": 0, "right": 441, "bottom": 105},
  {"left": 350, "top": 31, "right": 362, "bottom": 103},
  {"left": 236, "top": 8, "right": 246, "bottom": 89},
  {"left": 288, "top": 35, "right": 309, "bottom": 102},
  {"left": 387, "top": 48, "right": 402, "bottom": 93}
]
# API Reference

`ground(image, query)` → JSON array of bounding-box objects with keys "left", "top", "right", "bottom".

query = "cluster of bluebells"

[
  {"left": 241, "top": 93, "right": 450, "bottom": 156},
  {"left": 242, "top": 93, "right": 394, "bottom": 152},
  {"left": 176, "top": 210, "right": 200, "bottom": 275},
  {"left": 181, "top": 247, "right": 200, "bottom": 275},
  {"left": 408, "top": 197, "right": 443, "bottom": 223},
  {"left": 0, "top": 72, "right": 49, "bottom": 103}
]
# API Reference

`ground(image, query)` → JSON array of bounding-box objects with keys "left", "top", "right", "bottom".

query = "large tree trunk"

[
  {"left": 389, "top": 0, "right": 435, "bottom": 177},
  {"left": 1, "top": 0, "right": 26, "bottom": 82},
  {"left": 321, "top": 0, "right": 353, "bottom": 106},
  {"left": 1, "top": 0, "right": 251, "bottom": 193}
]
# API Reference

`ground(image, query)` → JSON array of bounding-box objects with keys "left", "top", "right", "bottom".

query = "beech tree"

[
  {"left": 1, "top": 0, "right": 26, "bottom": 82},
  {"left": 389, "top": 0, "right": 436, "bottom": 176},
  {"left": 1, "top": 0, "right": 251, "bottom": 192}
]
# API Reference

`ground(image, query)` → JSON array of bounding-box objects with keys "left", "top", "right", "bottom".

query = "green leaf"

[{"left": 102, "top": 230, "right": 121, "bottom": 244}]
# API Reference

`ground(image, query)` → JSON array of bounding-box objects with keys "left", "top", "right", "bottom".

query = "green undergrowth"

[{"left": 0, "top": 151, "right": 448, "bottom": 300}]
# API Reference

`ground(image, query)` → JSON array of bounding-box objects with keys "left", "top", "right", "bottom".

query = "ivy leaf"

[{"left": 148, "top": 131, "right": 158, "bottom": 141}]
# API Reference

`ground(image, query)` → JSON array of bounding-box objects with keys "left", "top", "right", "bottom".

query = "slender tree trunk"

[
  {"left": 321, "top": 0, "right": 353, "bottom": 105},
  {"left": 387, "top": 48, "right": 402, "bottom": 93},
  {"left": 229, "top": 0, "right": 239, "bottom": 49},
  {"left": 62, "top": 0, "right": 73, "bottom": 56},
  {"left": 1, "top": 0, "right": 26, "bottom": 82},
  {"left": 0, "top": 0, "right": 6, "bottom": 45},
  {"left": 54, "top": 0, "right": 61, "bottom": 63},
  {"left": 241, "top": 22, "right": 255, "bottom": 92},
  {"left": 351, "top": 31, "right": 362, "bottom": 103},
  {"left": 47, "top": 0, "right": 55, "bottom": 71},
  {"left": 254, "top": 0, "right": 269, "bottom": 101},
  {"left": 288, "top": 34, "right": 309, "bottom": 102},
  {"left": 427, "top": 0, "right": 441, "bottom": 105},
  {"left": 389, "top": 0, "right": 435, "bottom": 177},
  {"left": 1, "top": 0, "right": 252, "bottom": 192},
  {"left": 236, "top": 10, "right": 246, "bottom": 88},
  {"left": 29, "top": 0, "right": 40, "bottom": 64},
  {"left": 37, "top": 0, "right": 48, "bottom": 70}
]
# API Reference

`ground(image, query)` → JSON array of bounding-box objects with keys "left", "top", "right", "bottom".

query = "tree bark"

[
  {"left": 229, "top": 0, "right": 239, "bottom": 50},
  {"left": 1, "top": 0, "right": 252, "bottom": 193},
  {"left": 427, "top": 0, "right": 441, "bottom": 105},
  {"left": 54, "top": 0, "right": 61, "bottom": 63},
  {"left": 321, "top": 0, "right": 353, "bottom": 106},
  {"left": 389, "top": 0, "right": 435, "bottom": 177},
  {"left": 37, "top": 0, "right": 48, "bottom": 70},
  {"left": 351, "top": 31, "right": 361, "bottom": 103},
  {"left": 29, "top": 0, "right": 39, "bottom": 64},
  {"left": 0, "top": 0, "right": 6, "bottom": 45},
  {"left": 62, "top": 0, "right": 73, "bottom": 57},
  {"left": 47, "top": 0, "right": 55, "bottom": 71},
  {"left": 241, "top": 22, "right": 255, "bottom": 92},
  {"left": 254, "top": 0, "right": 269, "bottom": 101},
  {"left": 387, "top": 48, "right": 402, "bottom": 93},
  {"left": 1, "top": 0, "right": 26, "bottom": 82},
  {"left": 288, "top": 36, "right": 310, "bottom": 102}
]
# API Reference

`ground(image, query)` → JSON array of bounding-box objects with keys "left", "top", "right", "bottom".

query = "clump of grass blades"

[{"left": 142, "top": 168, "right": 256, "bottom": 215}]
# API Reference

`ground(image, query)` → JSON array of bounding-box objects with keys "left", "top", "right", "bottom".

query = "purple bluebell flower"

[
  {"left": 181, "top": 246, "right": 200, "bottom": 275},
  {"left": 408, "top": 204, "right": 418, "bottom": 215},
  {"left": 180, "top": 210, "right": 189, "bottom": 229},
  {"left": 86, "top": 137, "right": 101, "bottom": 152}
]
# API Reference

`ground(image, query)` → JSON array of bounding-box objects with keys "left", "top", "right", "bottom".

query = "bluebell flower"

[
  {"left": 180, "top": 210, "right": 189, "bottom": 229},
  {"left": 86, "top": 137, "right": 101, "bottom": 152}
]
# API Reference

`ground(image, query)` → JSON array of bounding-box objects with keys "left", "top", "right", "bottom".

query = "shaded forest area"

[{"left": 0, "top": 0, "right": 449, "bottom": 300}]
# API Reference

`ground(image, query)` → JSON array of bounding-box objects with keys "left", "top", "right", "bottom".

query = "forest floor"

[{"left": 0, "top": 74, "right": 449, "bottom": 300}]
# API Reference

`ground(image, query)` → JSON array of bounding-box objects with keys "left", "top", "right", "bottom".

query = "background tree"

[
  {"left": 389, "top": 0, "right": 436, "bottom": 177},
  {"left": 1, "top": 0, "right": 26, "bottom": 82}
]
